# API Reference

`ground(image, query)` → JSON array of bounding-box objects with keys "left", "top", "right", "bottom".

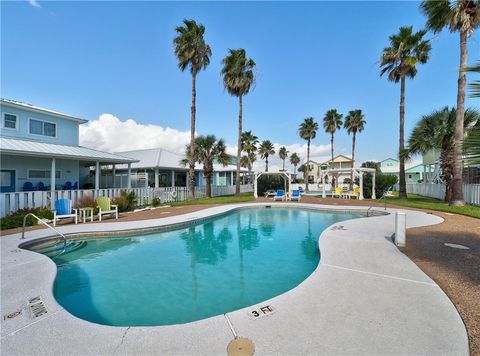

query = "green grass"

[
  {"left": 170, "top": 192, "right": 255, "bottom": 206},
  {"left": 385, "top": 193, "right": 480, "bottom": 219}
]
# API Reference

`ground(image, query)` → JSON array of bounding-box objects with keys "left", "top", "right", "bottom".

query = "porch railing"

[{"left": 0, "top": 184, "right": 253, "bottom": 217}]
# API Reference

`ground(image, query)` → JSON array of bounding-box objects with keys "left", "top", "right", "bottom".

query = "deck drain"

[
  {"left": 444, "top": 243, "right": 470, "bottom": 250},
  {"left": 227, "top": 337, "right": 255, "bottom": 356},
  {"left": 27, "top": 296, "right": 48, "bottom": 319},
  {"left": 3, "top": 309, "right": 22, "bottom": 320}
]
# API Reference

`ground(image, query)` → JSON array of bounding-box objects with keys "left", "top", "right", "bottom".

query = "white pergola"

[
  {"left": 320, "top": 167, "right": 377, "bottom": 200},
  {"left": 253, "top": 172, "right": 292, "bottom": 198}
]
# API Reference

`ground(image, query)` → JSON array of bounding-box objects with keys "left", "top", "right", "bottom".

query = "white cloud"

[
  {"left": 28, "top": 0, "right": 41, "bottom": 8},
  {"left": 79, "top": 114, "right": 348, "bottom": 173},
  {"left": 79, "top": 114, "right": 191, "bottom": 154}
]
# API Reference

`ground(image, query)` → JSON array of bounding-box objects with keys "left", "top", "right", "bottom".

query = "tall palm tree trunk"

[
  {"left": 350, "top": 132, "right": 356, "bottom": 190},
  {"left": 282, "top": 159, "right": 285, "bottom": 171},
  {"left": 205, "top": 169, "right": 212, "bottom": 198},
  {"left": 451, "top": 30, "right": 468, "bottom": 206},
  {"left": 306, "top": 139, "right": 311, "bottom": 192},
  {"left": 398, "top": 75, "right": 407, "bottom": 199},
  {"left": 235, "top": 95, "right": 243, "bottom": 196},
  {"left": 265, "top": 156, "right": 269, "bottom": 172},
  {"left": 188, "top": 70, "right": 197, "bottom": 200}
]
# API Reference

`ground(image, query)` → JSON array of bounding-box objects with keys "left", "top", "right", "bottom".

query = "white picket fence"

[
  {"left": 0, "top": 184, "right": 253, "bottom": 218},
  {"left": 406, "top": 183, "right": 480, "bottom": 205}
]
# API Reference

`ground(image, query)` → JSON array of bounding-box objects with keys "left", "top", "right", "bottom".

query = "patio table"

[{"left": 78, "top": 207, "right": 94, "bottom": 223}]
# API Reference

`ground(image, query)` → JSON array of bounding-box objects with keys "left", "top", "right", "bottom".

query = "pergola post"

[
  {"left": 322, "top": 168, "right": 327, "bottom": 198},
  {"left": 254, "top": 172, "right": 259, "bottom": 198},
  {"left": 95, "top": 161, "right": 100, "bottom": 190},
  {"left": 127, "top": 163, "right": 132, "bottom": 189},
  {"left": 50, "top": 158, "right": 56, "bottom": 209},
  {"left": 372, "top": 171, "right": 376, "bottom": 199},
  {"left": 288, "top": 173, "right": 291, "bottom": 195},
  {"left": 155, "top": 167, "right": 159, "bottom": 188},
  {"left": 359, "top": 172, "right": 364, "bottom": 200}
]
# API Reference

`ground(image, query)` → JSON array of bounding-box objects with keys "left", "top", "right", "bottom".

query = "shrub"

[
  {"left": 151, "top": 197, "right": 161, "bottom": 207},
  {"left": 76, "top": 195, "right": 96, "bottom": 208},
  {"left": 0, "top": 207, "right": 54, "bottom": 230},
  {"left": 113, "top": 190, "right": 138, "bottom": 212}
]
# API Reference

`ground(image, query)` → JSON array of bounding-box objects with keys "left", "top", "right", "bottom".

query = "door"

[{"left": 0, "top": 170, "right": 16, "bottom": 192}]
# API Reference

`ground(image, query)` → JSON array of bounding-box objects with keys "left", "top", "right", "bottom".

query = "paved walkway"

[{"left": 1, "top": 203, "right": 468, "bottom": 355}]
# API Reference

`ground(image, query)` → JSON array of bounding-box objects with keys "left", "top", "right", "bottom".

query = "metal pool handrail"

[
  {"left": 367, "top": 186, "right": 392, "bottom": 216},
  {"left": 21, "top": 213, "right": 67, "bottom": 254}
]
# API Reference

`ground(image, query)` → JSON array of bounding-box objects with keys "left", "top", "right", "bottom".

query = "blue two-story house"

[{"left": 0, "top": 99, "right": 137, "bottom": 210}]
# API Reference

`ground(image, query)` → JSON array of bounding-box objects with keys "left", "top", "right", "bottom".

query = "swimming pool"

[{"left": 33, "top": 207, "right": 364, "bottom": 326}]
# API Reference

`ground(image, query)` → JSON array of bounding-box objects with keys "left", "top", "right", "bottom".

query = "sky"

[{"left": 1, "top": 1, "right": 479, "bottom": 172}]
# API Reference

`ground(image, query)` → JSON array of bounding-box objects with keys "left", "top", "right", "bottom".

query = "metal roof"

[
  {"left": 115, "top": 148, "right": 246, "bottom": 172},
  {"left": 0, "top": 98, "right": 88, "bottom": 124},
  {"left": 0, "top": 137, "right": 137, "bottom": 164}
]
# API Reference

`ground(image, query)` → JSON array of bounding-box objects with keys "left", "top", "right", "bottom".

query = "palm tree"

[
  {"left": 380, "top": 26, "right": 431, "bottom": 199},
  {"left": 298, "top": 117, "right": 319, "bottom": 192},
  {"left": 289, "top": 153, "right": 301, "bottom": 176},
  {"left": 298, "top": 164, "right": 308, "bottom": 182},
  {"left": 463, "top": 125, "right": 480, "bottom": 165},
  {"left": 278, "top": 146, "right": 289, "bottom": 171},
  {"left": 182, "top": 135, "right": 230, "bottom": 198},
  {"left": 406, "top": 107, "right": 479, "bottom": 202},
  {"left": 221, "top": 49, "right": 256, "bottom": 196},
  {"left": 344, "top": 110, "right": 366, "bottom": 188},
  {"left": 421, "top": 0, "right": 480, "bottom": 206},
  {"left": 173, "top": 19, "right": 212, "bottom": 199},
  {"left": 258, "top": 140, "right": 275, "bottom": 172},
  {"left": 465, "top": 61, "right": 480, "bottom": 98},
  {"left": 323, "top": 109, "right": 343, "bottom": 168},
  {"left": 241, "top": 130, "right": 259, "bottom": 177}
]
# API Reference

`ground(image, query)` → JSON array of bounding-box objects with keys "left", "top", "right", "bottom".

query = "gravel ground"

[{"left": 3, "top": 196, "right": 479, "bottom": 354}]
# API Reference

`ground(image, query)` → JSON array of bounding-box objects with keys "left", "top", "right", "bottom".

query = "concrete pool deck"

[{"left": 0, "top": 203, "right": 469, "bottom": 355}]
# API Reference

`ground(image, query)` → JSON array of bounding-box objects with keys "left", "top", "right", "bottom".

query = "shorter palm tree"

[
  {"left": 278, "top": 146, "right": 289, "bottom": 171},
  {"left": 298, "top": 117, "right": 319, "bottom": 191},
  {"left": 344, "top": 109, "right": 366, "bottom": 188},
  {"left": 298, "top": 164, "right": 308, "bottom": 182},
  {"left": 323, "top": 109, "right": 343, "bottom": 166},
  {"left": 290, "top": 153, "right": 301, "bottom": 175},
  {"left": 182, "top": 135, "right": 231, "bottom": 198},
  {"left": 241, "top": 130, "right": 259, "bottom": 176},
  {"left": 406, "top": 107, "right": 479, "bottom": 202},
  {"left": 259, "top": 140, "right": 275, "bottom": 172}
]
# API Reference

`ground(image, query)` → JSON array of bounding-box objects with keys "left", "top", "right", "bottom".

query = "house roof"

[
  {"left": 322, "top": 154, "right": 352, "bottom": 164},
  {"left": 0, "top": 98, "right": 88, "bottom": 124},
  {"left": 380, "top": 157, "right": 399, "bottom": 163},
  {"left": 115, "top": 148, "right": 246, "bottom": 172},
  {"left": 0, "top": 137, "right": 137, "bottom": 164}
]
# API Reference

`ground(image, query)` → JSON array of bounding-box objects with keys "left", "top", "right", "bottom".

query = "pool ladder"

[
  {"left": 21, "top": 213, "right": 67, "bottom": 255},
  {"left": 366, "top": 187, "right": 391, "bottom": 217}
]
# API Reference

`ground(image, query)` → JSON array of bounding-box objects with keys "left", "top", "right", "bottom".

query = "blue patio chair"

[
  {"left": 290, "top": 189, "right": 301, "bottom": 201},
  {"left": 53, "top": 198, "right": 78, "bottom": 226},
  {"left": 64, "top": 181, "right": 72, "bottom": 190},
  {"left": 37, "top": 181, "right": 50, "bottom": 191},
  {"left": 72, "top": 181, "right": 78, "bottom": 190},
  {"left": 273, "top": 189, "right": 285, "bottom": 201},
  {"left": 23, "top": 182, "right": 35, "bottom": 191}
]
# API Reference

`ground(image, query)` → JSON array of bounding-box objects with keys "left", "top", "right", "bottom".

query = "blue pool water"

[{"left": 44, "top": 208, "right": 363, "bottom": 326}]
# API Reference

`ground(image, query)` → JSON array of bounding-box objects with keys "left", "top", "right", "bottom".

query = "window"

[
  {"left": 28, "top": 170, "right": 61, "bottom": 179},
  {"left": 29, "top": 119, "right": 56, "bottom": 137},
  {"left": 3, "top": 113, "right": 17, "bottom": 129}
]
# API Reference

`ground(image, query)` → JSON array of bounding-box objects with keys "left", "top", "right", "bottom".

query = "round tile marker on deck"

[{"left": 227, "top": 337, "right": 255, "bottom": 356}]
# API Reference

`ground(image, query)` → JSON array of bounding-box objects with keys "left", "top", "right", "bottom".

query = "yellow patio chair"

[{"left": 334, "top": 186, "right": 342, "bottom": 198}]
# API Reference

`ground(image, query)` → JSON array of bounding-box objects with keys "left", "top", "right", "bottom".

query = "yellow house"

[{"left": 307, "top": 155, "right": 353, "bottom": 185}]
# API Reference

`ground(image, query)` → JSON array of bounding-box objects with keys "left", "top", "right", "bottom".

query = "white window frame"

[
  {"left": 2, "top": 112, "right": 18, "bottom": 130},
  {"left": 28, "top": 117, "right": 57, "bottom": 138},
  {"left": 27, "top": 169, "right": 61, "bottom": 179}
]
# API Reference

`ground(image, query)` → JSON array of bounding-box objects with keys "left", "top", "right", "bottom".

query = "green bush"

[
  {"left": 0, "top": 207, "right": 54, "bottom": 230},
  {"left": 113, "top": 190, "right": 138, "bottom": 212},
  {"left": 363, "top": 173, "right": 398, "bottom": 199},
  {"left": 257, "top": 175, "right": 289, "bottom": 196},
  {"left": 151, "top": 197, "right": 161, "bottom": 207}
]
